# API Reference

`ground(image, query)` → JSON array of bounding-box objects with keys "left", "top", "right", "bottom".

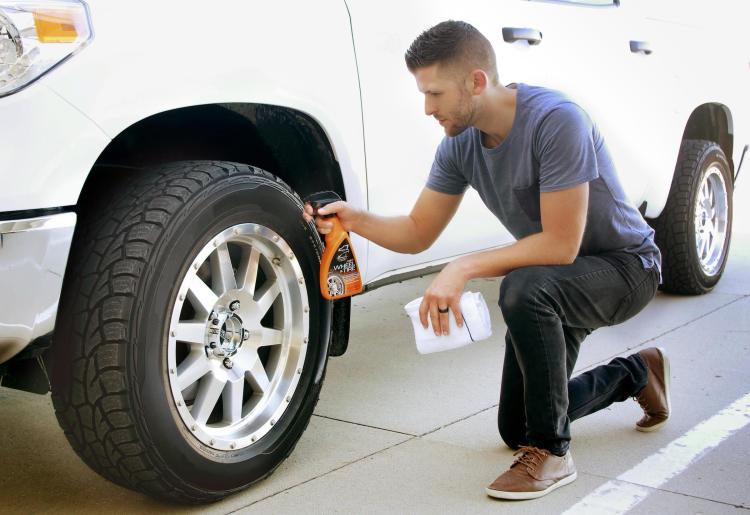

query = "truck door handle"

[
  {"left": 502, "top": 27, "right": 543, "bottom": 45},
  {"left": 629, "top": 40, "right": 652, "bottom": 55}
]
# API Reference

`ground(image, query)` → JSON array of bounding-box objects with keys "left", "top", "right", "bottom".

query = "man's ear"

[{"left": 470, "top": 69, "right": 488, "bottom": 95}]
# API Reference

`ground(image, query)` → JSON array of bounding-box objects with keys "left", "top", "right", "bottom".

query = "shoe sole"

[
  {"left": 485, "top": 471, "right": 577, "bottom": 500},
  {"left": 636, "top": 346, "right": 671, "bottom": 433}
]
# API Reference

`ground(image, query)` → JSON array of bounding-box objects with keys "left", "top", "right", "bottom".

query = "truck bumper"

[{"left": 0, "top": 212, "right": 76, "bottom": 364}]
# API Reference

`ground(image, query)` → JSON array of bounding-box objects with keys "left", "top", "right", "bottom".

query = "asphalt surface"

[{"left": 2, "top": 201, "right": 749, "bottom": 514}]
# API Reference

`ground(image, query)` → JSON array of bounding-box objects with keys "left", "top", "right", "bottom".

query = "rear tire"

[
  {"left": 650, "top": 140, "right": 733, "bottom": 295},
  {"left": 50, "top": 161, "right": 331, "bottom": 503}
]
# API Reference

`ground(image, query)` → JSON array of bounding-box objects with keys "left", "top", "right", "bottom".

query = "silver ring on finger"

[{"left": 438, "top": 306, "right": 449, "bottom": 314}]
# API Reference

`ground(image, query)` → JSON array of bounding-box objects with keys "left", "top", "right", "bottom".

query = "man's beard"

[
  {"left": 445, "top": 122, "right": 470, "bottom": 137},
  {"left": 444, "top": 99, "right": 475, "bottom": 137}
]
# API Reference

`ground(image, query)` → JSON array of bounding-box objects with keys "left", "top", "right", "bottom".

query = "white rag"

[{"left": 404, "top": 291, "right": 493, "bottom": 354}]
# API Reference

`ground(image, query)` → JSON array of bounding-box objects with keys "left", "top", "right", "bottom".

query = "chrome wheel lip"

[
  {"left": 694, "top": 164, "right": 729, "bottom": 277},
  {"left": 166, "top": 223, "right": 310, "bottom": 451}
]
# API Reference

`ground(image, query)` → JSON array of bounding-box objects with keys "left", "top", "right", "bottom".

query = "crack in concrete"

[
  {"left": 311, "top": 414, "right": 417, "bottom": 437},
  {"left": 419, "top": 404, "right": 498, "bottom": 437}
]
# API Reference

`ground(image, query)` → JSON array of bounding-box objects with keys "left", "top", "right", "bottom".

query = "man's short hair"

[{"left": 405, "top": 20, "right": 498, "bottom": 84}]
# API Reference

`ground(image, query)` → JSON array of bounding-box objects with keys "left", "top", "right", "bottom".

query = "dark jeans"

[{"left": 497, "top": 251, "right": 660, "bottom": 456}]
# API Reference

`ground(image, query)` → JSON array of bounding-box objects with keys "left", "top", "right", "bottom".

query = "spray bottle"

[{"left": 305, "top": 191, "right": 363, "bottom": 301}]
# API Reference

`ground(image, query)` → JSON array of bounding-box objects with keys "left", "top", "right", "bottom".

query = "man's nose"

[{"left": 424, "top": 97, "right": 436, "bottom": 117}]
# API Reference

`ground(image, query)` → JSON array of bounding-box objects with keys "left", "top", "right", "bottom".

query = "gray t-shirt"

[{"left": 427, "top": 83, "right": 661, "bottom": 272}]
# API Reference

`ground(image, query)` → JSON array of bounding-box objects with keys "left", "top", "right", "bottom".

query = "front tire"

[
  {"left": 650, "top": 139, "right": 733, "bottom": 294},
  {"left": 51, "top": 161, "right": 331, "bottom": 503}
]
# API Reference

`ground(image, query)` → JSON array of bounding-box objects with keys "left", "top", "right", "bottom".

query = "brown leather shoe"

[
  {"left": 634, "top": 347, "right": 671, "bottom": 432},
  {"left": 486, "top": 446, "right": 577, "bottom": 500}
]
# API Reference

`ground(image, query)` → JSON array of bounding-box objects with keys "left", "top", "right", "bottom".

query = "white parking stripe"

[{"left": 563, "top": 390, "right": 750, "bottom": 515}]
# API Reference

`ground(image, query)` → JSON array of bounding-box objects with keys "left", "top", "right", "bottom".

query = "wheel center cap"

[{"left": 205, "top": 308, "right": 249, "bottom": 358}]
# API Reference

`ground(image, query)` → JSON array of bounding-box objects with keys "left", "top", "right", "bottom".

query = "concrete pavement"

[{"left": 2, "top": 225, "right": 749, "bottom": 513}]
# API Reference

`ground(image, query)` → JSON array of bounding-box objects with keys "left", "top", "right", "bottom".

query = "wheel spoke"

[
  {"left": 187, "top": 275, "right": 219, "bottom": 317},
  {"left": 237, "top": 247, "right": 261, "bottom": 296},
  {"left": 176, "top": 352, "right": 212, "bottom": 391},
  {"left": 174, "top": 321, "right": 205, "bottom": 345},
  {"left": 210, "top": 243, "right": 237, "bottom": 295},
  {"left": 222, "top": 378, "right": 244, "bottom": 424},
  {"left": 245, "top": 358, "right": 271, "bottom": 394},
  {"left": 191, "top": 373, "right": 225, "bottom": 425},
  {"left": 231, "top": 347, "right": 254, "bottom": 369},
  {"left": 255, "top": 280, "right": 281, "bottom": 318},
  {"left": 259, "top": 327, "right": 284, "bottom": 348}
]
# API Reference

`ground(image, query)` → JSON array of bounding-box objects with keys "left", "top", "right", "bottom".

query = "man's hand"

[
  {"left": 303, "top": 201, "right": 362, "bottom": 235},
  {"left": 419, "top": 261, "right": 467, "bottom": 336}
]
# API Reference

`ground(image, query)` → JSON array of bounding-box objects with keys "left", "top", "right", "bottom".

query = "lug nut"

[
  {"left": 212, "top": 318, "right": 220, "bottom": 325},
  {"left": 230, "top": 300, "right": 240, "bottom": 311},
  {"left": 223, "top": 358, "right": 233, "bottom": 369},
  {"left": 243, "top": 329, "right": 250, "bottom": 341},
  {"left": 272, "top": 257, "right": 281, "bottom": 266}
]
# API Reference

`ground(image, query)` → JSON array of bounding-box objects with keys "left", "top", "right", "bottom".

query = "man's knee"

[{"left": 498, "top": 267, "right": 548, "bottom": 319}]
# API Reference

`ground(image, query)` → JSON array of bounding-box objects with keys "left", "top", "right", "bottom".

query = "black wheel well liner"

[
  {"left": 681, "top": 103, "right": 734, "bottom": 179},
  {"left": 85, "top": 103, "right": 346, "bottom": 203}
]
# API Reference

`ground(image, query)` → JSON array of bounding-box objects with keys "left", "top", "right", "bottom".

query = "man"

[{"left": 304, "top": 20, "right": 670, "bottom": 500}]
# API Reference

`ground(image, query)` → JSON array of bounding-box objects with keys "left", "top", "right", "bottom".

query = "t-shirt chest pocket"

[{"left": 512, "top": 183, "right": 541, "bottom": 222}]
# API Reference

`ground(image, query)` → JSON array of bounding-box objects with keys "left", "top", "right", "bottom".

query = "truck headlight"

[{"left": 0, "top": 0, "right": 92, "bottom": 98}]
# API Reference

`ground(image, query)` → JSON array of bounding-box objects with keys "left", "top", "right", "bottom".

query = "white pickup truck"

[{"left": 1, "top": 0, "right": 746, "bottom": 503}]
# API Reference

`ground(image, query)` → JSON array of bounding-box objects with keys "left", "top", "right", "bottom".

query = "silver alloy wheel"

[
  {"left": 694, "top": 164, "right": 729, "bottom": 277},
  {"left": 167, "top": 223, "right": 309, "bottom": 451}
]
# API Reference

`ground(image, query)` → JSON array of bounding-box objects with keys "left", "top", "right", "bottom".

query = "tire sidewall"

[{"left": 136, "top": 171, "right": 329, "bottom": 492}]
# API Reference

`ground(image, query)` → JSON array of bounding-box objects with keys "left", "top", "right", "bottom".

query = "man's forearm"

[
  {"left": 351, "top": 212, "right": 428, "bottom": 254},
  {"left": 451, "top": 231, "right": 580, "bottom": 281}
]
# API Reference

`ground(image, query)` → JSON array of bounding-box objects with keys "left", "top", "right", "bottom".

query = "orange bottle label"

[{"left": 320, "top": 217, "right": 363, "bottom": 300}]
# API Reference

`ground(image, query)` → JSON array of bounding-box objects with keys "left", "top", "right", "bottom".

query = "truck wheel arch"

[{"left": 74, "top": 103, "right": 353, "bottom": 356}]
